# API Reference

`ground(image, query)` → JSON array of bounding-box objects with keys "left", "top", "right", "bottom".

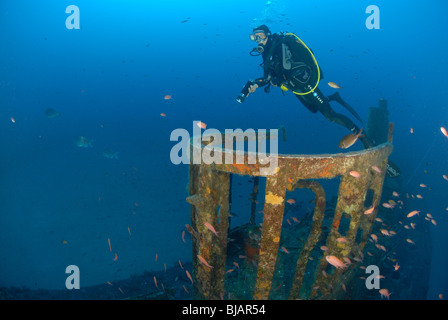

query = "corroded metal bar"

[
  {"left": 288, "top": 180, "right": 326, "bottom": 300},
  {"left": 253, "top": 174, "right": 288, "bottom": 300},
  {"left": 188, "top": 164, "right": 230, "bottom": 300},
  {"left": 311, "top": 159, "right": 376, "bottom": 299}
]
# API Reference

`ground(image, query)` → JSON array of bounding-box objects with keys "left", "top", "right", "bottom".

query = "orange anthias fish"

[
  {"left": 196, "top": 121, "right": 207, "bottom": 129},
  {"left": 328, "top": 82, "right": 342, "bottom": 89},
  {"left": 349, "top": 171, "right": 361, "bottom": 178},
  {"left": 197, "top": 255, "right": 213, "bottom": 269},
  {"left": 286, "top": 199, "right": 296, "bottom": 204},
  {"left": 339, "top": 128, "right": 363, "bottom": 149},
  {"left": 325, "top": 255, "right": 347, "bottom": 269},
  {"left": 204, "top": 222, "right": 219, "bottom": 237},
  {"left": 371, "top": 165, "right": 382, "bottom": 174},
  {"left": 164, "top": 95, "right": 172, "bottom": 100},
  {"left": 364, "top": 201, "right": 376, "bottom": 215},
  {"left": 407, "top": 210, "right": 420, "bottom": 218},
  {"left": 441, "top": 127, "right": 448, "bottom": 138},
  {"left": 379, "top": 289, "right": 392, "bottom": 299},
  {"left": 186, "top": 270, "right": 193, "bottom": 284}
]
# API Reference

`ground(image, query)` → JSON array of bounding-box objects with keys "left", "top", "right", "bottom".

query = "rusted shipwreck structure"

[{"left": 187, "top": 99, "right": 393, "bottom": 300}]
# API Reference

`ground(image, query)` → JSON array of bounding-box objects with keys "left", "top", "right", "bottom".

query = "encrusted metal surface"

[{"left": 187, "top": 126, "right": 393, "bottom": 300}]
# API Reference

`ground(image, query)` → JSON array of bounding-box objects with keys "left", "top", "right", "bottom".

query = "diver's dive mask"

[
  {"left": 249, "top": 32, "right": 267, "bottom": 43},
  {"left": 249, "top": 31, "right": 268, "bottom": 56}
]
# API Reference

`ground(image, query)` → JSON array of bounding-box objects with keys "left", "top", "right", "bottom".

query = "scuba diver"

[{"left": 236, "top": 25, "right": 400, "bottom": 178}]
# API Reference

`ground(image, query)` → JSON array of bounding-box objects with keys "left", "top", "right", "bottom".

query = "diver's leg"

[
  {"left": 295, "top": 94, "right": 318, "bottom": 113},
  {"left": 307, "top": 89, "right": 373, "bottom": 148},
  {"left": 327, "top": 92, "right": 363, "bottom": 124}
]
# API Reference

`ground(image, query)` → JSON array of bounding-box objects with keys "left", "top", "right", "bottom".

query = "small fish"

[
  {"left": 325, "top": 255, "right": 347, "bottom": 269},
  {"left": 410, "top": 128, "right": 414, "bottom": 134},
  {"left": 380, "top": 229, "right": 390, "bottom": 236},
  {"left": 406, "top": 238, "right": 415, "bottom": 244},
  {"left": 349, "top": 171, "right": 361, "bottom": 178},
  {"left": 186, "top": 270, "right": 193, "bottom": 284},
  {"left": 441, "top": 127, "right": 448, "bottom": 138},
  {"left": 45, "top": 108, "right": 61, "bottom": 119},
  {"left": 416, "top": 194, "right": 423, "bottom": 199},
  {"left": 178, "top": 259, "right": 184, "bottom": 269},
  {"left": 10, "top": 117, "right": 15, "bottom": 123},
  {"left": 196, "top": 121, "right": 207, "bottom": 129},
  {"left": 281, "top": 246, "right": 290, "bottom": 254},
  {"left": 182, "top": 230, "right": 186, "bottom": 243},
  {"left": 364, "top": 202, "right": 376, "bottom": 215},
  {"left": 431, "top": 219, "right": 437, "bottom": 226},
  {"left": 204, "top": 222, "right": 219, "bottom": 237},
  {"left": 160, "top": 113, "right": 166, "bottom": 117},
  {"left": 392, "top": 191, "right": 399, "bottom": 197},
  {"left": 154, "top": 276, "right": 158, "bottom": 288},
  {"left": 419, "top": 184, "right": 427, "bottom": 188},
  {"left": 370, "top": 234, "right": 378, "bottom": 242},
  {"left": 286, "top": 199, "right": 296, "bottom": 204},
  {"left": 339, "top": 128, "right": 363, "bottom": 149},
  {"left": 183, "top": 285, "right": 189, "bottom": 294},
  {"left": 371, "top": 165, "right": 382, "bottom": 174},
  {"left": 320, "top": 245, "right": 329, "bottom": 251},
  {"left": 197, "top": 255, "right": 213, "bottom": 268},
  {"left": 443, "top": 175, "right": 448, "bottom": 181},
  {"left": 61, "top": 240, "right": 68, "bottom": 244},
  {"left": 393, "top": 262, "right": 400, "bottom": 271},
  {"left": 407, "top": 210, "right": 420, "bottom": 218},
  {"left": 74, "top": 136, "right": 93, "bottom": 148},
  {"left": 336, "top": 237, "right": 348, "bottom": 243},
  {"left": 108, "top": 238, "right": 112, "bottom": 252},
  {"left": 113, "top": 253, "right": 118, "bottom": 261},
  {"left": 328, "top": 82, "right": 342, "bottom": 89},
  {"left": 103, "top": 148, "right": 118, "bottom": 159},
  {"left": 164, "top": 95, "right": 172, "bottom": 100},
  {"left": 382, "top": 203, "right": 394, "bottom": 209},
  {"left": 379, "top": 289, "right": 392, "bottom": 300}
]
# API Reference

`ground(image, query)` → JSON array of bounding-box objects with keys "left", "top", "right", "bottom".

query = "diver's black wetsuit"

[{"left": 253, "top": 33, "right": 369, "bottom": 147}]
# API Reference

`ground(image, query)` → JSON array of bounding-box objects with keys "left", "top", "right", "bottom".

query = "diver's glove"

[{"left": 236, "top": 80, "right": 255, "bottom": 103}]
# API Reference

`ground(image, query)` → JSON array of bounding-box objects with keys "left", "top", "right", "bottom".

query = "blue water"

[{"left": 1, "top": 0, "right": 447, "bottom": 299}]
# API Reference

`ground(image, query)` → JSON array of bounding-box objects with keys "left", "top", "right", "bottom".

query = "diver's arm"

[{"left": 248, "top": 76, "right": 270, "bottom": 93}]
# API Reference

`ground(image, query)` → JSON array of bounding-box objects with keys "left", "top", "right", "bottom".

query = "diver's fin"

[{"left": 328, "top": 92, "right": 364, "bottom": 124}]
